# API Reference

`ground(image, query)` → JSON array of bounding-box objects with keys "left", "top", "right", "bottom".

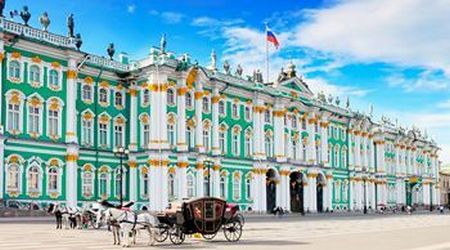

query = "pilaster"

[
  {"left": 129, "top": 86, "right": 138, "bottom": 152},
  {"left": 211, "top": 88, "right": 220, "bottom": 156},
  {"left": 65, "top": 144, "right": 79, "bottom": 207},
  {"left": 176, "top": 84, "right": 188, "bottom": 152},
  {"left": 65, "top": 57, "right": 78, "bottom": 143},
  {"left": 273, "top": 103, "right": 286, "bottom": 162},
  {"left": 194, "top": 83, "right": 204, "bottom": 153}
]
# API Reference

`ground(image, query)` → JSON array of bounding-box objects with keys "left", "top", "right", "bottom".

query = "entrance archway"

[
  {"left": 316, "top": 174, "right": 326, "bottom": 213},
  {"left": 290, "top": 171, "right": 304, "bottom": 213},
  {"left": 266, "top": 169, "right": 277, "bottom": 212}
]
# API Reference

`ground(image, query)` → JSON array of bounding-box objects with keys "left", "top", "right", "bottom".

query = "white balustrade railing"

[{"left": 86, "top": 54, "right": 130, "bottom": 72}]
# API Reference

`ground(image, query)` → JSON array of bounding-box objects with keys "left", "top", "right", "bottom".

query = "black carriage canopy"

[{"left": 99, "top": 200, "right": 134, "bottom": 209}]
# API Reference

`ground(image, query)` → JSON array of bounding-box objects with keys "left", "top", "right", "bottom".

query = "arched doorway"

[
  {"left": 316, "top": 174, "right": 326, "bottom": 213},
  {"left": 412, "top": 184, "right": 422, "bottom": 206},
  {"left": 405, "top": 180, "right": 412, "bottom": 206},
  {"left": 266, "top": 169, "right": 277, "bottom": 212},
  {"left": 290, "top": 172, "right": 304, "bottom": 213}
]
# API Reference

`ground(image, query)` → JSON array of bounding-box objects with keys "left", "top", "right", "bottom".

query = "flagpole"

[{"left": 265, "top": 23, "right": 269, "bottom": 83}]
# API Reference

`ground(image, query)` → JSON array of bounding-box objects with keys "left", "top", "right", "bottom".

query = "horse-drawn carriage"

[{"left": 155, "top": 197, "right": 244, "bottom": 245}]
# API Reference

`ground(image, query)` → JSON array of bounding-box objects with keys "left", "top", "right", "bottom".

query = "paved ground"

[{"left": 1, "top": 213, "right": 450, "bottom": 250}]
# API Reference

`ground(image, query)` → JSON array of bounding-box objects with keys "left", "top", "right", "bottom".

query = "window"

[
  {"left": 99, "top": 88, "right": 108, "bottom": 104},
  {"left": 142, "top": 171, "right": 149, "bottom": 198},
  {"left": 264, "top": 110, "right": 271, "bottom": 123},
  {"left": 187, "top": 174, "right": 195, "bottom": 198},
  {"left": 334, "top": 145, "right": 340, "bottom": 168},
  {"left": 114, "top": 124, "right": 124, "bottom": 147},
  {"left": 49, "top": 70, "right": 59, "bottom": 88},
  {"left": 167, "top": 88, "right": 175, "bottom": 105},
  {"left": 47, "top": 168, "right": 59, "bottom": 192},
  {"left": 82, "top": 84, "right": 92, "bottom": 102},
  {"left": 115, "top": 91, "right": 123, "bottom": 107},
  {"left": 168, "top": 124, "right": 175, "bottom": 147},
  {"left": 244, "top": 106, "right": 252, "bottom": 121},
  {"left": 245, "top": 131, "right": 253, "bottom": 158},
  {"left": 48, "top": 109, "right": 59, "bottom": 137},
  {"left": 29, "top": 65, "right": 41, "bottom": 84},
  {"left": 168, "top": 173, "right": 176, "bottom": 199},
  {"left": 232, "top": 103, "right": 239, "bottom": 118},
  {"left": 203, "top": 127, "right": 210, "bottom": 151},
  {"left": 292, "top": 116, "right": 298, "bottom": 129},
  {"left": 292, "top": 140, "right": 298, "bottom": 160},
  {"left": 8, "top": 60, "right": 21, "bottom": 80},
  {"left": 114, "top": 172, "right": 122, "bottom": 198},
  {"left": 7, "top": 163, "right": 20, "bottom": 192},
  {"left": 28, "top": 105, "right": 40, "bottom": 135},
  {"left": 27, "top": 165, "right": 40, "bottom": 193},
  {"left": 233, "top": 174, "right": 241, "bottom": 201},
  {"left": 342, "top": 147, "right": 348, "bottom": 168},
  {"left": 302, "top": 142, "right": 307, "bottom": 161},
  {"left": 301, "top": 119, "right": 307, "bottom": 130},
  {"left": 82, "top": 171, "right": 94, "bottom": 197},
  {"left": 232, "top": 130, "right": 240, "bottom": 156},
  {"left": 265, "top": 132, "right": 273, "bottom": 157},
  {"left": 186, "top": 92, "right": 193, "bottom": 108},
  {"left": 219, "top": 101, "right": 226, "bottom": 115},
  {"left": 99, "top": 122, "right": 108, "bottom": 147},
  {"left": 143, "top": 123, "right": 150, "bottom": 148},
  {"left": 334, "top": 181, "right": 341, "bottom": 202},
  {"left": 202, "top": 97, "right": 210, "bottom": 113},
  {"left": 99, "top": 172, "right": 109, "bottom": 198},
  {"left": 342, "top": 181, "right": 348, "bottom": 201},
  {"left": 82, "top": 119, "right": 93, "bottom": 146},
  {"left": 314, "top": 123, "right": 319, "bottom": 133},
  {"left": 187, "top": 126, "right": 194, "bottom": 149},
  {"left": 246, "top": 177, "right": 252, "bottom": 200},
  {"left": 220, "top": 175, "right": 227, "bottom": 199},
  {"left": 219, "top": 128, "right": 226, "bottom": 154},
  {"left": 142, "top": 89, "right": 150, "bottom": 106},
  {"left": 7, "top": 102, "right": 20, "bottom": 132}
]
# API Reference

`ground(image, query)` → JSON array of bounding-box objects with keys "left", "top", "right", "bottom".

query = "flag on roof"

[{"left": 266, "top": 26, "right": 280, "bottom": 49}]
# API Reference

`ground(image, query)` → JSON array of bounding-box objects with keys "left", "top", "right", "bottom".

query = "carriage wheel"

[
  {"left": 155, "top": 228, "right": 169, "bottom": 242},
  {"left": 223, "top": 221, "right": 242, "bottom": 242},
  {"left": 202, "top": 232, "right": 217, "bottom": 241},
  {"left": 169, "top": 229, "right": 185, "bottom": 245}
]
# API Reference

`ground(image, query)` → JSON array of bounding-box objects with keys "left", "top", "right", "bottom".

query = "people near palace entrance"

[
  {"left": 439, "top": 205, "right": 445, "bottom": 213},
  {"left": 271, "top": 206, "right": 286, "bottom": 217}
]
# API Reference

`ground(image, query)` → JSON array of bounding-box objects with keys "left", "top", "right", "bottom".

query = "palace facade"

[{"left": 0, "top": 16, "right": 441, "bottom": 212}]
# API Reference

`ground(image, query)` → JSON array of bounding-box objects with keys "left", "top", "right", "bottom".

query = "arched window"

[
  {"left": 334, "top": 145, "right": 340, "bottom": 168},
  {"left": 187, "top": 126, "right": 194, "bottom": 149},
  {"left": 342, "top": 181, "right": 348, "bottom": 201},
  {"left": 244, "top": 106, "right": 252, "bottom": 121},
  {"left": 48, "top": 109, "right": 60, "bottom": 137},
  {"left": 82, "top": 84, "right": 92, "bottom": 101},
  {"left": 114, "top": 122, "right": 124, "bottom": 147},
  {"left": 327, "top": 144, "right": 332, "bottom": 164},
  {"left": 168, "top": 173, "right": 175, "bottom": 199},
  {"left": 246, "top": 176, "right": 252, "bottom": 200},
  {"left": 334, "top": 181, "right": 341, "bottom": 202},
  {"left": 27, "top": 165, "right": 41, "bottom": 192},
  {"left": 143, "top": 123, "right": 150, "bottom": 148},
  {"left": 99, "top": 172, "right": 109, "bottom": 198},
  {"left": 7, "top": 163, "right": 20, "bottom": 192},
  {"left": 49, "top": 70, "right": 59, "bottom": 88},
  {"left": 29, "top": 65, "right": 41, "bottom": 84},
  {"left": 47, "top": 168, "right": 59, "bottom": 192},
  {"left": 185, "top": 92, "right": 193, "bottom": 108},
  {"left": 202, "top": 97, "right": 210, "bottom": 113},
  {"left": 231, "top": 128, "right": 240, "bottom": 156},
  {"left": 28, "top": 104, "right": 41, "bottom": 135},
  {"left": 302, "top": 141, "right": 307, "bottom": 161},
  {"left": 9, "top": 61, "right": 21, "bottom": 79},
  {"left": 7, "top": 100, "right": 21, "bottom": 132},
  {"left": 292, "top": 116, "right": 298, "bottom": 129},
  {"left": 99, "top": 120, "right": 109, "bottom": 147},
  {"left": 220, "top": 174, "right": 227, "bottom": 199},
  {"left": 82, "top": 119, "right": 93, "bottom": 146},
  {"left": 167, "top": 88, "right": 175, "bottom": 105},
  {"left": 233, "top": 174, "right": 241, "bottom": 201},
  {"left": 219, "top": 127, "right": 227, "bottom": 154},
  {"left": 142, "top": 171, "right": 149, "bottom": 198},
  {"left": 99, "top": 88, "right": 108, "bottom": 104},
  {"left": 232, "top": 103, "right": 239, "bottom": 118},
  {"left": 115, "top": 91, "right": 123, "bottom": 107},
  {"left": 292, "top": 139, "right": 298, "bottom": 160},
  {"left": 168, "top": 123, "right": 175, "bottom": 147},
  {"left": 218, "top": 100, "right": 226, "bottom": 115},
  {"left": 264, "top": 110, "right": 271, "bottom": 123},
  {"left": 114, "top": 172, "right": 122, "bottom": 198},
  {"left": 203, "top": 125, "right": 210, "bottom": 151},
  {"left": 301, "top": 119, "right": 307, "bottom": 130},
  {"left": 342, "top": 146, "right": 348, "bottom": 168},
  {"left": 203, "top": 175, "right": 210, "bottom": 196},
  {"left": 265, "top": 132, "right": 273, "bottom": 157},
  {"left": 244, "top": 130, "right": 253, "bottom": 157},
  {"left": 187, "top": 174, "right": 195, "bottom": 198},
  {"left": 82, "top": 171, "right": 94, "bottom": 197}
]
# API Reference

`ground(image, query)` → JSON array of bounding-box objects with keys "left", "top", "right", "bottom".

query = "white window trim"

[
  {"left": 46, "top": 166, "right": 62, "bottom": 195},
  {"left": 98, "top": 87, "right": 110, "bottom": 107},
  {"left": 231, "top": 129, "right": 241, "bottom": 156},
  {"left": 47, "top": 67, "right": 63, "bottom": 91},
  {"left": 186, "top": 91, "right": 194, "bottom": 110},
  {"left": 232, "top": 172, "right": 242, "bottom": 201},
  {"left": 114, "top": 89, "right": 125, "bottom": 109},
  {"left": 114, "top": 168, "right": 127, "bottom": 199},
  {"left": 26, "top": 162, "right": 43, "bottom": 196},
  {"left": 232, "top": 103, "right": 240, "bottom": 119},
  {"left": 187, "top": 173, "right": 195, "bottom": 198},
  {"left": 139, "top": 166, "right": 149, "bottom": 199},
  {"left": 26, "top": 95, "right": 44, "bottom": 137},
  {"left": 244, "top": 105, "right": 252, "bottom": 122},
  {"left": 81, "top": 83, "right": 94, "bottom": 103},
  {"left": 167, "top": 88, "right": 176, "bottom": 106},
  {"left": 81, "top": 169, "right": 95, "bottom": 198},
  {"left": 46, "top": 99, "right": 64, "bottom": 139},
  {"left": 28, "top": 63, "right": 44, "bottom": 88},
  {"left": 219, "top": 172, "right": 228, "bottom": 199},
  {"left": 6, "top": 162, "right": 22, "bottom": 194},
  {"left": 5, "top": 91, "right": 25, "bottom": 134},
  {"left": 113, "top": 117, "right": 126, "bottom": 148},
  {"left": 202, "top": 96, "right": 211, "bottom": 113},
  {"left": 218, "top": 100, "right": 227, "bottom": 117},
  {"left": 7, "top": 58, "right": 24, "bottom": 83},
  {"left": 140, "top": 87, "right": 150, "bottom": 107},
  {"left": 98, "top": 171, "right": 111, "bottom": 199}
]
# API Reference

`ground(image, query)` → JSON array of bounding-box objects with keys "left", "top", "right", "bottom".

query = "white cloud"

[
  {"left": 438, "top": 99, "right": 450, "bottom": 109},
  {"left": 305, "top": 77, "right": 373, "bottom": 98},
  {"left": 160, "top": 12, "right": 185, "bottom": 24},
  {"left": 386, "top": 70, "right": 450, "bottom": 92},
  {"left": 127, "top": 4, "right": 136, "bottom": 14},
  {"left": 295, "top": 0, "right": 450, "bottom": 76}
]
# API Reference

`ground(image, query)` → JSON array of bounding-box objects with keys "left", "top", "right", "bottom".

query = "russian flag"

[{"left": 266, "top": 27, "right": 280, "bottom": 49}]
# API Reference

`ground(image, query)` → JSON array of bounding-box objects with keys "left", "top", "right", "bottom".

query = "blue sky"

[{"left": 7, "top": 0, "right": 450, "bottom": 163}]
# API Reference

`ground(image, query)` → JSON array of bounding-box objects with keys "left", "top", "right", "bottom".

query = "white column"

[
  {"left": 252, "top": 162, "right": 267, "bottom": 212},
  {"left": 423, "top": 182, "right": 430, "bottom": 206},
  {"left": 0, "top": 40, "right": 4, "bottom": 133},
  {"left": 66, "top": 57, "right": 78, "bottom": 143},
  {"left": 212, "top": 159, "right": 221, "bottom": 198},
  {"left": 196, "top": 159, "right": 205, "bottom": 197},
  {"left": 369, "top": 136, "right": 375, "bottom": 171},
  {"left": 306, "top": 114, "right": 316, "bottom": 164},
  {"left": 253, "top": 99, "right": 265, "bottom": 160},
  {"left": 177, "top": 156, "right": 188, "bottom": 199},
  {"left": 273, "top": 104, "right": 285, "bottom": 162},
  {"left": 128, "top": 157, "right": 138, "bottom": 205},
  {"left": 129, "top": 88, "right": 138, "bottom": 151},
  {"left": 349, "top": 178, "right": 354, "bottom": 210},
  {"left": 0, "top": 138, "right": 5, "bottom": 199},
  {"left": 65, "top": 144, "right": 79, "bottom": 207},
  {"left": 354, "top": 131, "right": 361, "bottom": 170},
  {"left": 176, "top": 86, "right": 188, "bottom": 152},
  {"left": 412, "top": 148, "right": 418, "bottom": 176},
  {"left": 326, "top": 175, "right": 333, "bottom": 211},
  {"left": 348, "top": 129, "right": 354, "bottom": 170},
  {"left": 211, "top": 89, "right": 220, "bottom": 156},
  {"left": 308, "top": 173, "right": 317, "bottom": 212},
  {"left": 194, "top": 86, "right": 204, "bottom": 153},
  {"left": 320, "top": 119, "right": 329, "bottom": 166},
  {"left": 282, "top": 171, "right": 290, "bottom": 211}
]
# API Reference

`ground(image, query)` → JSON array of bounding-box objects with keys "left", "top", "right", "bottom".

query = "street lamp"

[
  {"left": 204, "top": 158, "right": 214, "bottom": 197},
  {"left": 113, "top": 146, "right": 129, "bottom": 207}
]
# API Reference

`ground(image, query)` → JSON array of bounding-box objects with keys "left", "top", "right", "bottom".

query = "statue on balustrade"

[
  {"left": 0, "top": 0, "right": 5, "bottom": 17},
  {"left": 67, "top": 14, "right": 75, "bottom": 37},
  {"left": 75, "top": 33, "right": 83, "bottom": 50},
  {"left": 39, "top": 12, "right": 50, "bottom": 32},
  {"left": 20, "top": 6, "right": 31, "bottom": 26}
]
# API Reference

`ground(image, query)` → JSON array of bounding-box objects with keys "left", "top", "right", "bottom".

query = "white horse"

[{"left": 103, "top": 207, "right": 158, "bottom": 247}]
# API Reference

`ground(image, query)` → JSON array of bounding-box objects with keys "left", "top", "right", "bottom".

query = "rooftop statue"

[
  {"left": 75, "top": 33, "right": 83, "bottom": 50},
  {"left": 345, "top": 97, "right": 350, "bottom": 109},
  {"left": 327, "top": 94, "right": 333, "bottom": 104},
  {"left": 335, "top": 96, "right": 340, "bottom": 106},
  {"left": 317, "top": 91, "right": 326, "bottom": 103},
  {"left": 20, "top": 6, "right": 31, "bottom": 26},
  {"left": 277, "top": 67, "right": 288, "bottom": 83},
  {"left": 235, "top": 64, "right": 243, "bottom": 77},
  {"left": 39, "top": 12, "right": 50, "bottom": 32},
  {"left": 0, "top": 0, "right": 5, "bottom": 17},
  {"left": 209, "top": 49, "right": 217, "bottom": 71},
  {"left": 160, "top": 34, "right": 166, "bottom": 54},
  {"left": 107, "top": 43, "right": 115, "bottom": 60},
  {"left": 223, "top": 60, "right": 230, "bottom": 74},
  {"left": 67, "top": 14, "right": 75, "bottom": 37},
  {"left": 287, "top": 61, "right": 297, "bottom": 78},
  {"left": 255, "top": 69, "right": 263, "bottom": 83}
]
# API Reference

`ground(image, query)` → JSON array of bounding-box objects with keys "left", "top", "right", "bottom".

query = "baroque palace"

[{"left": 0, "top": 9, "right": 441, "bottom": 212}]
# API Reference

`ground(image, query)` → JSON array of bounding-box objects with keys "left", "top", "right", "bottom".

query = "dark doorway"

[
  {"left": 316, "top": 174, "right": 325, "bottom": 213},
  {"left": 290, "top": 172, "right": 304, "bottom": 213},
  {"left": 266, "top": 169, "right": 277, "bottom": 212},
  {"left": 406, "top": 181, "right": 412, "bottom": 206}
]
